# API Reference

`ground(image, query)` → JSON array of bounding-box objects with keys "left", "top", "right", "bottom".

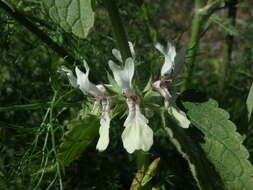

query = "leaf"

[
  {"left": 246, "top": 83, "right": 253, "bottom": 120},
  {"left": 161, "top": 108, "right": 224, "bottom": 190},
  {"left": 106, "top": 72, "right": 122, "bottom": 94},
  {"left": 183, "top": 99, "right": 253, "bottom": 190},
  {"left": 43, "top": 0, "right": 95, "bottom": 38},
  {"left": 141, "top": 157, "right": 160, "bottom": 186},
  {"left": 59, "top": 114, "right": 100, "bottom": 166},
  {"left": 143, "top": 76, "right": 153, "bottom": 93}
]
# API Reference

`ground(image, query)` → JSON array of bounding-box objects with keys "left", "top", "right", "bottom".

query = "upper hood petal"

[
  {"left": 112, "top": 49, "right": 123, "bottom": 63},
  {"left": 61, "top": 66, "right": 78, "bottom": 87},
  {"left": 108, "top": 57, "right": 134, "bottom": 91},
  {"left": 75, "top": 60, "right": 104, "bottom": 97},
  {"left": 155, "top": 41, "right": 176, "bottom": 76},
  {"left": 112, "top": 41, "right": 135, "bottom": 63}
]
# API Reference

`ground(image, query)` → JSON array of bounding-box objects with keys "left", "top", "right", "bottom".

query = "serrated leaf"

[
  {"left": 183, "top": 99, "right": 253, "bottom": 190},
  {"left": 246, "top": 82, "right": 253, "bottom": 120},
  {"left": 161, "top": 108, "right": 224, "bottom": 190},
  {"left": 59, "top": 114, "right": 100, "bottom": 166},
  {"left": 43, "top": 0, "right": 94, "bottom": 38}
]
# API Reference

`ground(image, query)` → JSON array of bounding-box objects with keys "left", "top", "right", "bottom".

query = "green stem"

[
  {"left": 102, "top": 0, "right": 131, "bottom": 61},
  {"left": 140, "top": 4, "right": 157, "bottom": 43},
  {"left": 0, "top": 0, "right": 78, "bottom": 64},
  {"left": 219, "top": 0, "right": 237, "bottom": 92},
  {"left": 186, "top": 3, "right": 204, "bottom": 87},
  {"left": 0, "top": 102, "right": 81, "bottom": 112}
]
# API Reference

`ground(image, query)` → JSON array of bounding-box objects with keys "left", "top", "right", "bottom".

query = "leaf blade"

[
  {"left": 43, "top": 0, "right": 94, "bottom": 38},
  {"left": 59, "top": 114, "right": 100, "bottom": 166},
  {"left": 183, "top": 99, "right": 253, "bottom": 190}
]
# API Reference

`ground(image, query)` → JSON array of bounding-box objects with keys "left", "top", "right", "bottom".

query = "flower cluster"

[{"left": 61, "top": 41, "right": 190, "bottom": 154}]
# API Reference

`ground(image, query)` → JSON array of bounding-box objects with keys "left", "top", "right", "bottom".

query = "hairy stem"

[
  {"left": 0, "top": 0, "right": 77, "bottom": 64},
  {"left": 102, "top": 0, "right": 131, "bottom": 61},
  {"left": 186, "top": 1, "right": 204, "bottom": 87}
]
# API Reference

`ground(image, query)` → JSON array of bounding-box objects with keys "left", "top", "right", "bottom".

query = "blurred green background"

[{"left": 0, "top": 0, "right": 253, "bottom": 189}]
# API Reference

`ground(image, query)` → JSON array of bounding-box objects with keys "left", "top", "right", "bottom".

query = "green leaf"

[
  {"left": 246, "top": 83, "right": 253, "bottom": 120},
  {"left": 59, "top": 114, "right": 100, "bottom": 166},
  {"left": 43, "top": 0, "right": 95, "bottom": 38},
  {"left": 183, "top": 99, "right": 253, "bottom": 190},
  {"left": 161, "top": 108, "right": 224, "bottom": 190},
  {"left": 106, "top": 72, "right": 122, "bottom": 94},
  {"left": 141, "top": 157, "right": 160, "bottom": 186}
]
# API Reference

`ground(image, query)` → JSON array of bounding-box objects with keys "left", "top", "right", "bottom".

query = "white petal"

[
  {"left": 61, "top": 66, "right": 78, "bottom": 87},
  {"left": 169, "top": 107, "right": 190, "bottom": 128},
  {"left": 122, "top": 109, "right": 153, "bottom": 153},
  {"left": 96, "top": 112, "right": 110, "bottom": 151},
  {"left": 75, "top": 67, "right": 102, "bottom": 97},
  {"left": 83, "top": 59, "right": 90, "bottom": 73},
  {"left": 155, "top": 42, "right": 166, "bottom": 55},
  {"left": 161, "top": 43, "right": 176, "bottom": 76},
  {"left": 128, "top": 41, "right": 135, "bottom": 58},
  {"left": 155, "top": 42, "right": 177, "bottom": 76},
  {"left": 123, "top": 110, "right": 135, "bottom": 127},
  {"left": 108, "top": 59, "right": 134, "bottom": 91},
  {"left": 167, "top": 41, "right": 176, "bottom": 60},
  {"left": 112, "top": 49, "right": 123, "bottom": 62},
  {"left": 96, "top": 84, "right": 107, "bottom": 94},
  {"left": 124, "top": 57, "right": 134, "bottom": 87}
]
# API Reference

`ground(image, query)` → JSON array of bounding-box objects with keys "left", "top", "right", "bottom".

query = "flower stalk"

[{"left": 102, "top": 0, "right": 131, "bottom": 62}]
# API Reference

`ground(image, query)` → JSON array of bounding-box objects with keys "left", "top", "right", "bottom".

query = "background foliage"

[{"left": 0, "top": 0, "right": 253, "bottom": 189}]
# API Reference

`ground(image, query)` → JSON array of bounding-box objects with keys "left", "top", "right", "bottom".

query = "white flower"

[
  {"left": 61, "top": 60, "right": 112, "bottom": 151},
  {"left": 96, "top": 99, "right": 111, "bottom": 151},
  {"left": 153, "top": 41, "right": 187, "bottom": 104},
  {"left": 108, "top": 57, "right": 134, "bottom": 94},
  {"left": 121, "top": 99, "right": 153, "bottom": 153},
  {"left": 155, "top": 41, "right": 176, "bottom": 76},
  {"left": 112, "top": 41, "right": 135, "bottom": 62},
  {"left": 168, "top": 106, "right": 190, "bottom": 128}
]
